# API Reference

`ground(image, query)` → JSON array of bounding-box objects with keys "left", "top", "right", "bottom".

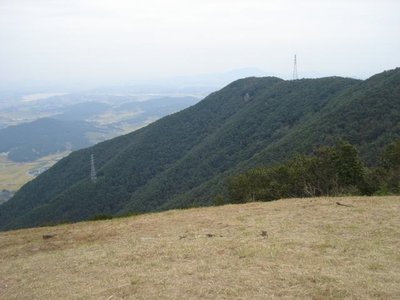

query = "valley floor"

[
  {"left": 0, "top": 196, "right": 399, "bottom": 299},
  {"left": 0, "top": 151, "right": 70, "bottom": 192}
]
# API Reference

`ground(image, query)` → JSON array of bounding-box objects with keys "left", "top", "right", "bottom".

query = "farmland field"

[{"left": 0, "top": 151, "right": 70, "bottom": 191}]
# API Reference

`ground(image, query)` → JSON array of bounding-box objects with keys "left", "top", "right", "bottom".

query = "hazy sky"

[{"left": 1, "top": 0, "right": 399, "bottom": 87}]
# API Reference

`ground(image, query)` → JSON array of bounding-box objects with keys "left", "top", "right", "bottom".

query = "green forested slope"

[{"left": 1, "top": 69, "right": 399, "bottom": 230}]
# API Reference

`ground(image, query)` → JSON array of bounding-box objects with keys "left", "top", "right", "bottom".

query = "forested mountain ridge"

[{"left": 1, "top": 68, "right": 399, "bottom": 231}]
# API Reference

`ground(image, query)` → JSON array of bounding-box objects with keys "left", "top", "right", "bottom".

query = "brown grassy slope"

[{"left": 0, "top": 196, "right": 399, "bottom": 300}]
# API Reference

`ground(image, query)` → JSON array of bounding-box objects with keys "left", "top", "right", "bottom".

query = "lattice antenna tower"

[
  {"left": 90, "top": 154, "right": 97, "bottom": 183},
  {"left": 293, "top": 54, "right": 298, "bottom": 80}
]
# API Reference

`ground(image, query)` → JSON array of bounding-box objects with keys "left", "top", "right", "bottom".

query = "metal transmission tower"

[
  {"left": 90, "top": 154, "right": 97, "bottom": 183},
  {"left": 293, "top": 54, "right": 298, "bottom": 80}
]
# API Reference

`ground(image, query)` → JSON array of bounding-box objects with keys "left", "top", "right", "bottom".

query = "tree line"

[{"left": 226, "top": 140, "right": 400, "bottom": 203}]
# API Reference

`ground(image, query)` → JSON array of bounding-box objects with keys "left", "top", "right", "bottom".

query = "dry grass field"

[{"left": 0, "top": 196, "right": 399, "bottom": 299}]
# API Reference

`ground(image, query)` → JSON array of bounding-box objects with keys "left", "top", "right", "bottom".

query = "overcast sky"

[{"left": 0, "top": 0, "right": 399, "bottom": 88}]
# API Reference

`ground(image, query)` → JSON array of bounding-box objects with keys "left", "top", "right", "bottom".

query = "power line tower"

[
  {"left": 293, "top": 54, "right": 298, "bottom": 80},
  {"left": 90, "top": 154, "right": 97, "bottom": 183}
]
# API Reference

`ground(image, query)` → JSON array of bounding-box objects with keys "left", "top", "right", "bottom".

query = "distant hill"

[
  {"left": 1, "top": 68, "right": 399, "bottom": 230},
  {"left": 117, "top": 96, "right": 199, "bottom": 113},
  {"left": 54, "top": 97, "right": 199, "bottom": 126},
  {"left": 0, "top": 189, "right": 13, "bottom": 205},
  {"left": 0, "top": 118, "right": 97, "bottom": 162},
  {"left": 54, "top": 101, "right": 111, "bottom": 121},
  {"left": 115, "top": 96, "right": 199, "bottom": 126}
]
